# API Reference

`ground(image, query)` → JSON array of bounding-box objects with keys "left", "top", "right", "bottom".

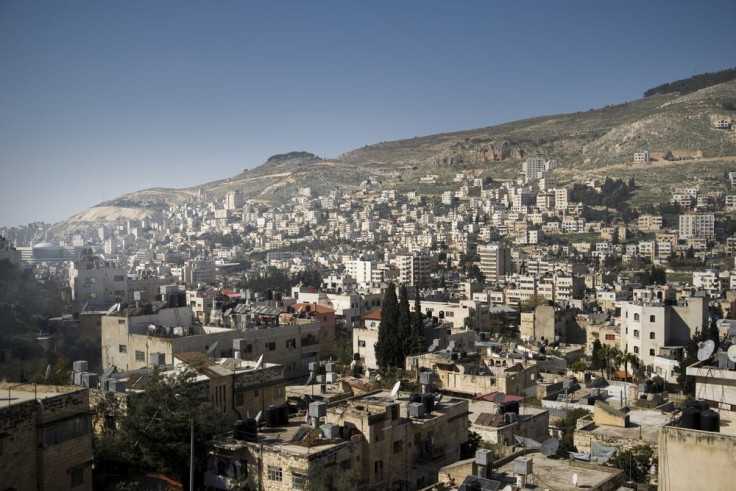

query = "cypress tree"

[
  {"left": 376, "top": 283, "right": 400, "bottom": 369},
  {"left": 409, "top": 288, "right": 425, "bottom": 355},
  {"left": 398, "top": 285, "right": 412, "bottom": 362}
]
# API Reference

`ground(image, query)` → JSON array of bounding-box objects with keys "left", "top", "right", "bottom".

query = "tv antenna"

[
  {"left": 540, "top": 438, "right": 560, "bottom": 457},
  {"left": 697, "top": 339, "right": 716, "bottom": 361}
]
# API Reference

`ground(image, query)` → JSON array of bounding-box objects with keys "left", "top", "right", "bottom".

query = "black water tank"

[
  {"left": 410, "top": 393, "right": 422, "bottom": 404},
  {"left": 266, "top": 405, "right": 279, "bottom": 427},
  {"left": 681, "top": 406, "right": 701, "bottom": 430},
  {"left": 243, "top": 418, "right": 258, "bottom": 442},
  {"left": 423, "top": 393, "right": 435, "bottom": 414},
  {"left": 700, "top": 410, "right": 720, "bottom": 433},
  {"left": 277, "top": 403, "right": 289, "bottom": 425},
  {"left": 501, "top": 401, "right": 520, "bottom": 414},
  {"left": 177, "top": 292, "right": 186, "bottom": 307}
]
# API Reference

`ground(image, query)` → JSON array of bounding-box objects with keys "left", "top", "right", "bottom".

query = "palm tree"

[
  {"left": 599, "top": 345, "right": 621, "bottom": 380},
  {"left": 616, "top": 349, "right": 640, "bottom": 383}
]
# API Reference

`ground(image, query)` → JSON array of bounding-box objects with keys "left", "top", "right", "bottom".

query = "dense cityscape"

[
  {"left": 4, "top": 2, "right": 736, "bottom": 490},
  {"left": 3, "top": 106, "right": 736, "bottom": 489}
]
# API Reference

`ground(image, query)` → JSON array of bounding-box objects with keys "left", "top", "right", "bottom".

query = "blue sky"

[{"left": 1, "top": 1, "right": 735, "bottom": 228}]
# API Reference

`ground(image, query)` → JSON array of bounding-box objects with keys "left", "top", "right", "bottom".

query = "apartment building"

[
  {"left": 0, "top": 384, "right": 93, "bottom": 491},
  {"left": 620, "top": 296, "right": 707, "bottom": 366},
  {"left": 203, "top": 390, "right": 469, "bottom": 491},
  {"left": 678, "top": 212, "right": 714, "bottom": 239},
  {"left": 69, "top": 250, "right": 128, "bottom": 309},
  {"left": 478, "top": 243, "right": 512, "bottom": 283}
]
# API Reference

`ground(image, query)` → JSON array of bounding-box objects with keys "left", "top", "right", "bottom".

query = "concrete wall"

[
  {"left": 659, "top": 425, "right": 736, "bottom": 491},
  {"left": 0, "top": 385, "right": 93, "bottom": 491}
]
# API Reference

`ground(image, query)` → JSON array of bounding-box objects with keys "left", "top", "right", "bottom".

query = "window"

[
  {"left": 70, "top": 468, "right": 84, "bottom": 487},
  {"left": 85, "top": 277, "right": 96, "bottom": 284},
  {"left": 267, "top": 466, "right": 282, "bottom": 481},
  {"left": 650, "top": 349, "right": 655, "bottom": 356},
  {"left": 393, "top": 439, "right": 403, "bottom": 453},
  {"left": 605, "top": 334, "right": 616, "bottom": 341},
  {"left": 119, "top": 345, "right": 127, "bottom": 353},
  {"left": 114, "top": 290, "right": 125, "bottom": 297},
  {"left": 634, "top": 346, "right": 640, "bottom": 354},
  {"left": 634, "top": 313, "right": 640, "bottom": 321},
  {"left": 253, "top": 389, "right": 259, "bottom": 397},
  {"left": 267, "top": 342, "right": 276, "bottom": 351},
  {"left": 235, "top": 392, "right": 245, "bottom": 406},
  {"left": 118, "top": 319, "right": 125, "bottom": 325},
  {"left": 650, "top": 332, "right": 655, "bottom": 339},
  {"left": 286, "top": 339, "right": 296, "bottom": 349},
  {"left": 358, "top": 340, "right": 366, "bottom": 347},
  {"left": 649, "top": 315, "right": 656, "bottom": 322},
  {"left": 634, "top": 330, "right": 640, "bottom": 338},
  {"left": 340, "top": 459, "right": 352, "bottom": 470},
  {"left": 245, "top": 344, "right": 253, "bottom": 353},
  {"left": 292, "top": 472, "right": 309, "bottom": 490},
  {"left": 374, "top": 460, "right": 384, "bottom": 476},
  {"left": 114, "top": 275, "right": 125, "bottom": 281},
  {"left": 87, "top": 293, "right": 97, "bottom": 300},
  {"left": 135, "top": 351, "right": 144, "bottom": 361}
]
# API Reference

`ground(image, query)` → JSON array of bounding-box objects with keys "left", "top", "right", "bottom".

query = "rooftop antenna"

[
  {"left": 697, "top": 339, "right": 716, "bottom": 361},
  {"left": 540, "top": 437, "right": 560, "bottom": 457},
  {"left": 254, "top": 354, "right": 264, "bottom": 370},
  {"left": 390, "top": 380, "right": 401, "bottom": 398}
]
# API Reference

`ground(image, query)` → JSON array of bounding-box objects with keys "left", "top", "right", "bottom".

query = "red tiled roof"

[
  {"left": 290, "top": 302, "right": 335, "bottom": 314},
  {"left": 363, "top": 309, "right": 382, "bottom": 321},
  {"left": 473, "top": 391, "right": 524, "bottom": 404}
]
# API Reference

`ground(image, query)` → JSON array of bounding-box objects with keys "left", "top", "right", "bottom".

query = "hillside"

[{"left": 50, "top": 78, "right": 736, "bottom": 233}]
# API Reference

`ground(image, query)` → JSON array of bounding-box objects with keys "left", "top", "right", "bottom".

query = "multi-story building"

[
  {"left": 0, "top": 383, "right": 93, "bottom": 491},
  {"left": 101, "top": 303, "right": 242, "bottom": 372},
  {"left": 203, "top": 390, "right": 469, "bottom": 491},
  {"left": 679, "top": 212, "right": 714, "bottom": 239},
  {"left": 69, "top": 249, "right": 128, "bottom": 309},
  {"left": 620, "top": 296, "right": 708, "bottom": 367},
  {"left": 478, "top": 243, "right": 512, "bottom": 283},
  {"left": 396, "top": 252, "right": 431, "bottom": 287}
]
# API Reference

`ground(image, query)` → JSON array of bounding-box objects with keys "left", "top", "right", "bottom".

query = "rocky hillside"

[{"left": 51, "top": 78, "right": 736, "bottom": 233}]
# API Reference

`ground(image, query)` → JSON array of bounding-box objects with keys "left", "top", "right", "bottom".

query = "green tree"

[
  {"left": 94, "top": 369, "right": 219, "bottom": 489},
  {"left": 591, "top": 339, "right": 604, "bottom": 370},
  {"left": 615, "top": 350, "right": 640, "bottom": 384},
  {"left": 558, "top": 408, "right": 590, "bottom": 451},
  {"left": 608, "top": 444, "right": 656, "bottom": 485},
  {"left": 398, "top": 285, "right": 412, "bottom": 357},
  {"left": 407, "top": 289, "right": 425, "bottom": 355},
  {"left": 376, "top": 283, "right": 401, "bottom": 369},
  {"left": 675, "top": 328, "right": 703, "bottom": 396}
]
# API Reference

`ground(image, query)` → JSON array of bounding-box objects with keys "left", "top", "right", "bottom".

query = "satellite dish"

[
  {"left": 540, "top": 437, "right": 560, "bottom": 457},
  {"left": 572, "top": 472, "right": 578, "bottom": 486},
  {"left": 350, "top": 360, "right": 357, "bottom": 368},
  {"left": 727, "top": 345, "right": 736, "bottom": 363},
  {"left": 304, "top": 374, "right": 314, "bottom": 386},
  {"left": 254, "top": 354, "right": 264, "bottom": 370},
  {"left": 206, "top": 341, "right": 219, "bottom": 356},
  {"left": 45, "top": 364, "right": 51, "bottom": 379},
  {"left": 697, "top": 340, "right": 716, "bottom": 361},
  {"left": 428, "top": 344, "right": 437, "bottom": 352},
  {"left": 493, "top": 392, "right": 506, "bottom": 404},
  {"left": 255, "top": 411, "right": 263, "bottom": 423},
  {"left": 375, "top": 374, "right": 382, "bottom": 381},
  {"left": 390, "top": 381, "right": 401, "bottom": 398}
]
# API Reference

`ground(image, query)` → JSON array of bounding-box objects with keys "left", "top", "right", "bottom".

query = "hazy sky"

[{"left": 1, "top": 1, "right": 735, "bottom": 228}]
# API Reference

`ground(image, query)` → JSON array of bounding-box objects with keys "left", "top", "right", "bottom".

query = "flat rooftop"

[
  {"left": 584, "top": 409, "right": 671, "bottom": 445},
  {"left": 495, "top": 454, "right": 621, "bottom": 490},
  {"left": 0, "top": 383, "right": 84, "bottom": 408}
]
